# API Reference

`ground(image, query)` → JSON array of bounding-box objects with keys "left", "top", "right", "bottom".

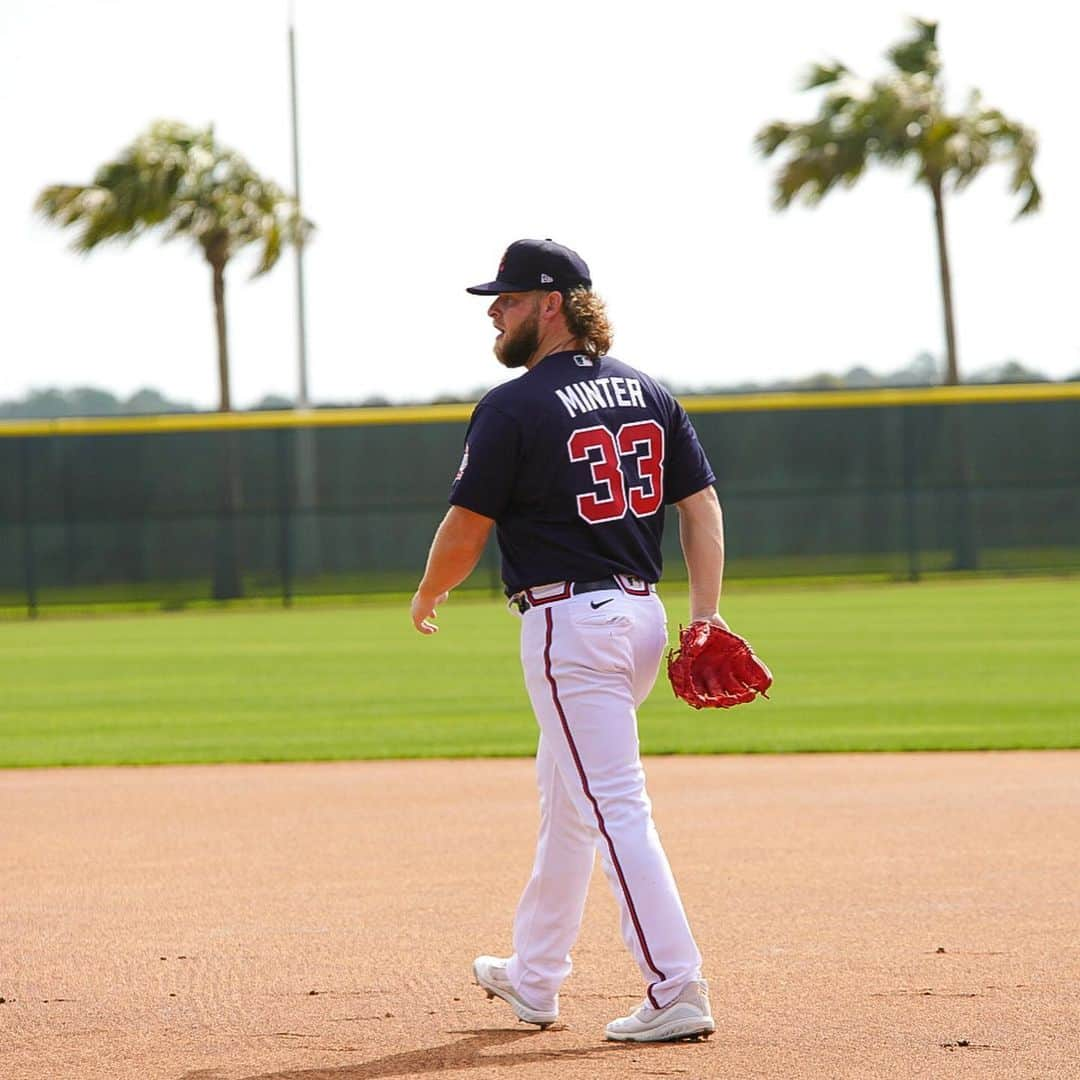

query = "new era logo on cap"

[{"left": 466, "top": 239, "right": 592, "bottom": 296}]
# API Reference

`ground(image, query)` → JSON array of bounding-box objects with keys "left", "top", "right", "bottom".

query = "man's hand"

[
  {"left": 691, "top": 611, "right": 730, "bottom": 631},
  {"left": 688, "top": 613, "right": 731, "bottom": 696},
  {"left": 667, "top": 621, "right": 773, "bottom": 709},
  {"left": 410, "top": 506, "right": 495, "bottom": 637},
  {"left": 411, "top": 589, "right": 449, "bottom": 635}
]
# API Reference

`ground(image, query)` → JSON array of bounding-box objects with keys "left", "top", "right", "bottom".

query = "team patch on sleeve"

[{"left": 455, "top": 442, "right": 470, "bottom": 482}]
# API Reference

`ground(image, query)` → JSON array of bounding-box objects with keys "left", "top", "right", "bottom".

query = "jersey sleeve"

[
  {"left": 448, "top": 403, "right": 521, "bottom": 520},
  {"left": 663, "top": 401, "right": 715, "bottom": 504}
]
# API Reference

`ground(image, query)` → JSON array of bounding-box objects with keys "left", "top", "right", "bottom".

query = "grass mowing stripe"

[{"left": 1, "top": 577, "right": 1077, "bottom": 766}]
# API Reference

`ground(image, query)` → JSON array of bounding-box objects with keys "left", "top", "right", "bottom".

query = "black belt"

[
  {"left": 568, "top": 576, "right": 621, "bottom": 595},
  {"left": 509, "top": 575, "right": 646, "bottom": 613}
]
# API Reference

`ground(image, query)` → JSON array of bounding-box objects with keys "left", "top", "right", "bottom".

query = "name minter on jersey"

[{"left": 555, "top": 376, "right": 646, "bottom": 418}]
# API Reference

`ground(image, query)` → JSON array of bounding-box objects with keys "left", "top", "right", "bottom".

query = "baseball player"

[{"left": 411, "top": 239, "right": 726, "bottom": 1042}]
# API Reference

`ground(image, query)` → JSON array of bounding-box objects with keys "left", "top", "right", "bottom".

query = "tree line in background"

[
  {"left": 3, "top": 353, "right": 1073, "bottom": 420},
  {"left": 29, "top": 18, "right": 1049, "bottom": 421}
]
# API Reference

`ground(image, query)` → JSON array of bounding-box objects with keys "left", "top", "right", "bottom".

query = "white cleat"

[
  {"left": 472, "top": 955, "right": 558, "bottom": 1029},
  {"left": 605, "top": 979, "right": 715, "bottom": 1042}
]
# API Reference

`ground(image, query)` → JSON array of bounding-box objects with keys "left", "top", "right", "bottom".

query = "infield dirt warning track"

[{"left": 3, "top": 752, "right": 1079, "bottom": 1080}]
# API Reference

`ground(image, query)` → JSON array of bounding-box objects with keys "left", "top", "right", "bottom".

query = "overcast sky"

[{"left": 3, "top": 0, "right": 1077, "bottom": 408}]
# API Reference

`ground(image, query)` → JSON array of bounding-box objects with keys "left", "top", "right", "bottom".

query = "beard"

[{"left": 494, "top": 310, "right": 540, "bottom": 369}]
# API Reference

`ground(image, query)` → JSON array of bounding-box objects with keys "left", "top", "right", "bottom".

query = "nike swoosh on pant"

[{"left": 590, "top": 598, "right": 615, "bottom": 609}]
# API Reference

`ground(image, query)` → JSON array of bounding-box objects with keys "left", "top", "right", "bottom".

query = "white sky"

[{"left": 2, "top": 0, "right": 1077, "bottom": 408}]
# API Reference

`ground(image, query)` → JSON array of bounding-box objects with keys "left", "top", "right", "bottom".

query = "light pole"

[
  {"left": 287, "top": 3, "right": 318, "bottom": 589},
  {"left": 288, "top": 7, "right": 310, "bottom": 409}
]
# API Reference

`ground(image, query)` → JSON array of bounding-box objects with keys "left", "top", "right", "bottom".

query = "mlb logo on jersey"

[
  {"left": 455, "top": 443, "right": 470, "bottom": 482},
  {"left": 573, "top": 354, "right": 594, "bottom": 367}
]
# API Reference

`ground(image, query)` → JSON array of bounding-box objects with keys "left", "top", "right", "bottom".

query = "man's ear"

[{"left": 540, "top": 290, "right": 566, "bottom": 322}]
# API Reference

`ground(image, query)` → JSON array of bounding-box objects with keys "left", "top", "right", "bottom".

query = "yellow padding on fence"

[{"left": 1, "top": 381, "right": 1077, "bottom": 438}]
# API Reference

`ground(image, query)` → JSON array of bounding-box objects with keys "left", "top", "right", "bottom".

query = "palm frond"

[
  {"left": 756, "top": 16, "right": 1039, "bottom": 220},
  {"left": 754, "top": 121, "right": 795, "bottom": 157},
  {"left": 34, "top": 183, "right": 136, "bottom": 251},
  {"left": 35, "top": 120, "right": 314, "bottom": 265},
  {"left": 801, "top": 61, "right": 849, "bottom": 91},
  {"left": 887, "top": 18, "right": 940, "bottom": 79},
  {"left": 941, "top": 102, "right": 1042, "bottom": 215}
]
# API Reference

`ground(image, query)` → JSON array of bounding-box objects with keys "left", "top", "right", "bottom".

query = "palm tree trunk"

[
  {"left": 929, "top": 176, "right": 959, "bottom": 386},
  {"left": 928, "top": 178, "right": 978, "bottom": 569},
  {"left": 212, "top": 259, "right": 231, "bottom": 412},
  {"left": 208, "top": 254, "right": 244, "bottom": 598}
]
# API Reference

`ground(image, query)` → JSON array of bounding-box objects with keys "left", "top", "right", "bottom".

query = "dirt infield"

[{"left": 3, "top": 752, "right": 1078, "bottom": 1080}]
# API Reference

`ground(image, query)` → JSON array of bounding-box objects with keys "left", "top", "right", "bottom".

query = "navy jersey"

[{"left": 449, "top": 351, "right": 715, "bottom": 594}]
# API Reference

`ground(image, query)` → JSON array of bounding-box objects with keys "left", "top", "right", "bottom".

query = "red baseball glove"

[{"left": 667, "top": 622, "right": 773, "bottom": 709}]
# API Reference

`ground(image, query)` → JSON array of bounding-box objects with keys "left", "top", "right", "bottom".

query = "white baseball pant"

[{"left": 504, "top": 584, "right": 703, "bottom": 1013}]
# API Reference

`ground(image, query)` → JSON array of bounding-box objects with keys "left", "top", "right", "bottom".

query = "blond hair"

[{"left": 563, "top": 286, "right": 613, "bottom": 357}]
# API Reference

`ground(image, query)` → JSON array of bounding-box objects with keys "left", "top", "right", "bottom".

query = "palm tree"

[
  {"left": 755, "top": 18, "right": 1039, "bottom": 385},
  {"left": 36, "top": 121, "right": 313, "bottom": 598},
  {"left": 36, "top": 120, "right": 312, "bottom": 410}
]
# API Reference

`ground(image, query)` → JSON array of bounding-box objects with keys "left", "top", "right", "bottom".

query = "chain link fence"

[{"left": 2, "top": 387, "right": 1077, "bottom": 615}]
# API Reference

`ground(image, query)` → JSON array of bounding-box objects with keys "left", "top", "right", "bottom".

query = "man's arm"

[
  {"left": 674, "top": 484, "right": 727, "bottom": 626},
  {"left": 411, "top": 505, "right": 495, "bottom": 634}
]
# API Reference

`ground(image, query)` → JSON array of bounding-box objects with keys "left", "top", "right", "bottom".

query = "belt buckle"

[
  {"left": 525, "top": 582, "right": 573, "bottom": 605},
  {"left": 615, "top": 573, "right": 652, "bottom": 596}
]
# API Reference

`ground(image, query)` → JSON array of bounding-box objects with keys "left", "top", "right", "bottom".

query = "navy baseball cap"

[{"left": 466, "top": 238, "right": 591, "bottom": 295}]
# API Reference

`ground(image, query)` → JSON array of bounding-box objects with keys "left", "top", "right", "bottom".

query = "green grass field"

[{"left": 1, "top": 577, "right": 1077, "bottom": 767}]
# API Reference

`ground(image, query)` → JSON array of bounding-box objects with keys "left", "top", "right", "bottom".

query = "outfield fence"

[{"left": 1, "top": 383, "right": 1077, "bottom": 615}]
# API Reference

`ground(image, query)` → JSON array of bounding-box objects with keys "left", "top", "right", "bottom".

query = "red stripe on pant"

[{"left": 542, "top": 606, "right": 666, "bottom": 1010}]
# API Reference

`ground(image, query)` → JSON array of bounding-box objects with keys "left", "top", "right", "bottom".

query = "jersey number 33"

[{"left": 567, "top": 420, "right": 665, "bottom": 524}]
